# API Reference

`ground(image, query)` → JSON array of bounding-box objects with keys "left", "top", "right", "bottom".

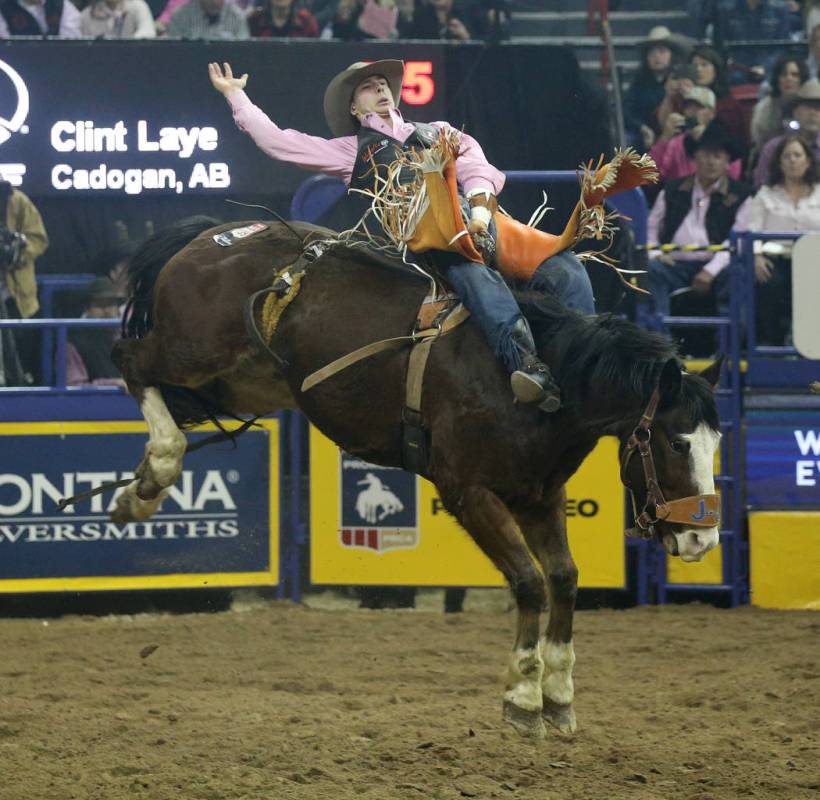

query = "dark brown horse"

[{"left": 112, "top": 216, "right": 723, "bottom": 739}]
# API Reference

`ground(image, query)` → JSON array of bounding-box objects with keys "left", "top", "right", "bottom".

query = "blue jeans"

[
  {"left": 647, "top": 258, "right": 705, "bottom": 317},
  {"left": 525, "top": 251, "right": 595, "bottom": 315},
  {"left": 442, "top": 261, "right": 524, "bottom": 373},
  {"left": 440, "top": 250, "right": 595, "bottom": 374}
]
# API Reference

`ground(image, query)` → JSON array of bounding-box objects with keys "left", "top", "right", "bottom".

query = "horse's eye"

[{"left": 670, "top": 439, "right": 690, "bottom": 455}]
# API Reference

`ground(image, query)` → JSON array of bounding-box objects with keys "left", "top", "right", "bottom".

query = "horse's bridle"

[{"left": 620, "top": 386, "right": 721, "bottom": 538}]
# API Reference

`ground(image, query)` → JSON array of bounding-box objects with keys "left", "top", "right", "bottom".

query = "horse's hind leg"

[
  {"left": 515, "top": 488, "right": 578, "bottom": 735},
  {"left": 451, "top": 485, "right": 547, "bottom": 738},
  {"left": 111, "top": 337, "right": 186, "bottom": 522}
]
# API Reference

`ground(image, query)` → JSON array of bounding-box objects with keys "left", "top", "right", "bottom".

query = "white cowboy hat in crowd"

[
  {"left": 323, "top": 59, "right": 405, "bottom": 137},
  {"left": 638, "top": 25, "right": 691, "bottom": 60}
]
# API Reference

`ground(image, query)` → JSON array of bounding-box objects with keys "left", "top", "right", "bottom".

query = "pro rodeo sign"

[{"left": 310, "top": 428, "right": 626, "bottom": 588}]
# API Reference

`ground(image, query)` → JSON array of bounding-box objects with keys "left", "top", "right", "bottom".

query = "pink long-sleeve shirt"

[
  {"left": 650, "top": 134, "right": 742, "bottom": 182},
  {"left": 227, "top": 90, "right": 506, "bottom": 197}
]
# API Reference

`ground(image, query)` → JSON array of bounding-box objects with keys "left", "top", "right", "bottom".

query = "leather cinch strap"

[{"left": 301, "top": 303, "right": 470, "bottom": 393}]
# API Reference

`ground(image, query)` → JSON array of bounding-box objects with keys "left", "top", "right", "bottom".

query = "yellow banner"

[
  {"left": 310, "top": 429, "right": 624, "bottom": 588},
  {"left": 750, "top": 512, "right": 820, "bottom": 609}
]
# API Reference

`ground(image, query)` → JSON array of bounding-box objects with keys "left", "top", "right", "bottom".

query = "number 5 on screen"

[{"left": 402, "top": 61, "right": 435, "bottom": 106}]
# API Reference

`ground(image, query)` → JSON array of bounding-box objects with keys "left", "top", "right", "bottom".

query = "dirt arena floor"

[{"left": 0, "top": 592, "right": 817, "bottom": 800}]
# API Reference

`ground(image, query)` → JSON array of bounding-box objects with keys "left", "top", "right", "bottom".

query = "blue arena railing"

[
  {"left": 35, "top": 273, "right": 99, "bottom": 386},
  {"left": 0, "top": 317, "right": 120, "bottom": 391}
]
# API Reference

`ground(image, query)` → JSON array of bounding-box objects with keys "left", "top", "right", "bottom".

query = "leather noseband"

[{"left": 620, "top": 386, "right": 720, "bottom": 538}]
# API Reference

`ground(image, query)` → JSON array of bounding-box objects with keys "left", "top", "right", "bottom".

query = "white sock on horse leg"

[
  {"left": 541, "top": 639, "right": 575, "bottom": 705},
  {"left": 504, "top": 645, "right": 545, "bottom": 711},
  {"left": 140, "top": 387, "right": 186, "bottom": 487}
]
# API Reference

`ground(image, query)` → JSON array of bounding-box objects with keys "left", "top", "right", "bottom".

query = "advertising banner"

[
  {"left": 750, "top": 511, "right": 820, "bottom": 609},
  {"left": 746, "top": 413, "right": 820, "bottom": 509},
  {"left": 310, "top": 428, "right": 625, "bottom": 588},
  {"left": 0, "top": 420, "right": 279, "bottom": 592},
  {"left": 0, "top": 42, "right": 444, "bottom": 198}
]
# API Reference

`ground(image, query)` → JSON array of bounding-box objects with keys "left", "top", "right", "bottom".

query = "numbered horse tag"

[{"left": 213, "top": 223, "right": 268, "bottom": 247}]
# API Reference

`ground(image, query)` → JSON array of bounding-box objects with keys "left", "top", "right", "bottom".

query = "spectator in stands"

[
  {"left": 751, "top": 56, "right": 809, "bottom": 150},
  {"left": 249, "top": 0, "right": 318, "bottom": 36},
  {"left": 325, "top": 0, "right": 398, "bottom": 39},
  {"left": 651, "top": 87, "right": 743, "bottom": 181},
  {"left": 0, "top": 0, "right": 81, "bottom": 36},
  {"left": 748, "top": 134, "right": 820, "bottom": 343},
  {"left": 624, "top": 26, "right": 688, "bottom": 149},
  {"left": 714, "top": 0, "right": 794, "bottom": 80},
  {"left": 655, "top": 62, "right": 698, "bottom": 135},
  {"left": 303, "top": 0, "right": 336, "bottom": 31},
  {"left": 754, "top": 78, "right": 820, "bottom": 186},
  {"left": 393, "top": 0, "right": 501, "bottom": 41},
  {"left": 0, "top": 181, "right": 48, "bottom": 385},
  {"left": 807, "top": 2, "right": 820, "bottom": 38},
  {"left": 808, "top": 22, "right": 820, "bottom": 77},
  {"left": 67, "top": 278, "right": 126, "bottom": 388},
  {"left": 647, "top": 125, "right": 752, "bottom": 317},
  {"left": 688, "top": 45, "right": 750, "bottom": 154},
  {"left": 166, "top": 0, "right": 249, "bottom": 37},
  {"left": 88, "top": 242, "right": 135, "bottom": 302},
  {"left": 80, "top": 0, "right": 156, "bottom": 36}
]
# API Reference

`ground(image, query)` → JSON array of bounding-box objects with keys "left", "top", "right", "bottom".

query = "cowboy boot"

[{"left": 509, "top": 319, "right": 562, "bottom": 413}]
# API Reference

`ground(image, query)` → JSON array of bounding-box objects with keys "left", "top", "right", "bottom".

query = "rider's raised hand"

[{"left": 208, "top": 62, "right": 248, "bottom": 97}]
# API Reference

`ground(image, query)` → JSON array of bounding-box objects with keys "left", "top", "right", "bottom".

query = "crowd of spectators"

[
  {"left": 0, "top": 0, "right": 509, "bottom": 41},
  {"left": 625, "top": 5, "right": 820, "bottom": 348},
  {"left": 1, "top": 0, "right": 817, "bottom": 375}
]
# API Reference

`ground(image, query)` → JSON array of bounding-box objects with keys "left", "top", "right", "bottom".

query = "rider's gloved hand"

[{"left": 467, "top": 189, "right": 498, "bottom": 263}]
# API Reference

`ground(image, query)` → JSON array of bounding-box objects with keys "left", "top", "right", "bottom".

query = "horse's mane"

[{"left": 513, "top": 289, "right": 682, "bottom": 414}]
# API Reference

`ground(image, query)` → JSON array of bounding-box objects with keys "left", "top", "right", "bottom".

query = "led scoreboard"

[{"left": 0, "top": 43, "right": 444, "bottom": 197}]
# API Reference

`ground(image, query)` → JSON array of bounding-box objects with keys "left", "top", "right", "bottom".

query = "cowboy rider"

[{"left": 209, "top": 59, "right": 596, "bottom": 412}]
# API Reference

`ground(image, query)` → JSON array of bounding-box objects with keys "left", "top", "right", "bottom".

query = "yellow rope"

[
  {"left": 639, "top": 243, "right": 734, "bottom": 253},
  {"left": 260, "top": 263, "right": 304, "bottom": 345}
]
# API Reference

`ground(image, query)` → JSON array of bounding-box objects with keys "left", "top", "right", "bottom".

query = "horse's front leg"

[
  {"left": 516, "top": 488, "right": 578, "bottom": 735},
  {"left": 454, "top": 485, "right": 547, "bottom": 738}
]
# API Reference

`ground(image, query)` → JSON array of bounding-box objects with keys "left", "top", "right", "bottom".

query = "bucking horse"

[{"left": 103, "top": 207, "right": 724, "bottom": 740}]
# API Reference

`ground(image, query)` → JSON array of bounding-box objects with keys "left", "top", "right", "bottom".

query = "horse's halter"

[{"left": 620, "top": 386, "right": 721, "bottom": 538}]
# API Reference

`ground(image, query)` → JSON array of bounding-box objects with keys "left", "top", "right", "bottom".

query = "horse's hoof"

[
  {"left": 502, "top": 700, "right": 546, "bottom": 739},
  {"left": 542, "top": 698, "right": 576, "bottom": 734},
  {"left": 135, "top": 477, "right": 162, "bottom": 502},
  {"left": 109, "top": 506, "right": 134, "bottom": 524}
]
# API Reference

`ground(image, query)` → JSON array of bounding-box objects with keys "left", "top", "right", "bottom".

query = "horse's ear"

[
  {"left": 698, "top": 355, "right": 724, "bottom": 390},
  {"left": 658, "top": 358, "right": 682, "bottom": 404}
]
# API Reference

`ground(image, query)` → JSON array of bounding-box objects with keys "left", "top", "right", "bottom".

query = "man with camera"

[
  {"left": 650, "top": 86, "right": 742, "bottom": 182},
  {"left": 0, "top": 180, "right": 48, "bottom": 386}
]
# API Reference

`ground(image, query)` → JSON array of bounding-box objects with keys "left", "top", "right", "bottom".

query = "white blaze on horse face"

[{"left": 673, "top": 423, "right": 721, "bottom": 562}]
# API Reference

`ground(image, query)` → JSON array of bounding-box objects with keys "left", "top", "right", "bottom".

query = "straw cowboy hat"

[
  {"left": 638, "top": 25, "right": 691, "bottom": 60},
  {"left": 323, "top": 60, "right": 404, "bottom": 137}
]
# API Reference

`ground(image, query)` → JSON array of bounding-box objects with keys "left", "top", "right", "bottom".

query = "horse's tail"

[{"left": 123, "top": 215, "right": 220, "bottom": 339}]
